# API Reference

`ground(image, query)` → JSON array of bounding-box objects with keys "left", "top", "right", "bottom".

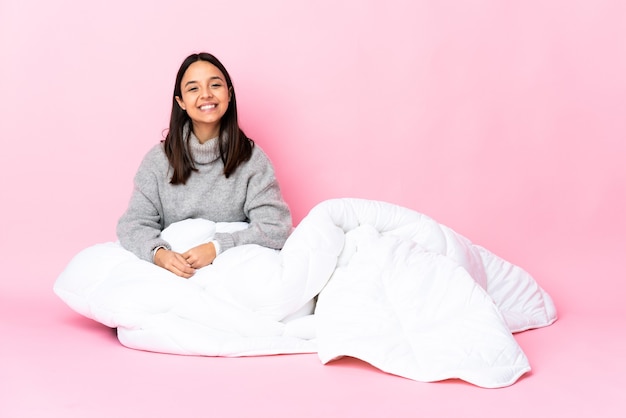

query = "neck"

[
  {"left": 192, "top": 122, "right": 220, "bottom": 143},
  {"left": 187, "top": 131, "right": 220, "bottom": 165}
]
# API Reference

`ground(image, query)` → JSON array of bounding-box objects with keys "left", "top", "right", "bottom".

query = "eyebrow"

[{"left": 184, "top": 76, "right": 224, "bottom": 87}]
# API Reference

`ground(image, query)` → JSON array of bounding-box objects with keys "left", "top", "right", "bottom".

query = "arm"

[
  {"left": 117, "top": 167, "right": 169, "bottom": 262},
  {"left": 213, "top": 149, "right": 292, "bottom": 252},
  {"left": 116, "top": 149, "right": 195, "bottom": 277}
]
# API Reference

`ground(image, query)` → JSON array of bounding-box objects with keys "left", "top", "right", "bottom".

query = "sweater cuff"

[
  {"left": 210, "top": 240, "right": 222, "bottom": 256},
  {"left": 150, "top": 243, "right": 170, "bottom": 263},
  {"left": 213, "top": 232, "right": 235, "bottom": 253}
]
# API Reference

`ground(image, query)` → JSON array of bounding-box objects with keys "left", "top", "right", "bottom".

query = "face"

[{"left": 175, "top": 60, "right": 231, "bottom": 142}]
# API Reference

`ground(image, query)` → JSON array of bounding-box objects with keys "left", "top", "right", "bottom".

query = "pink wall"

[{"left": 1, "top": 1, "right": 624, "bottom": 312}]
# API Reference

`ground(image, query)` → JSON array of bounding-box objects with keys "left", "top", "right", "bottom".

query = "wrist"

[
  {"left": 210, "top": 240, "right": 221, "bottom": 256},
  {"left": 152, "top": 245, "right": 167, "bottom": 262}
]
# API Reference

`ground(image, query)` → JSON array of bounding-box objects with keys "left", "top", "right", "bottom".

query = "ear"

[
  {"left": 228, "top": 87, "right": 233, "bottom": 102},
  {"left": 175, "top": 96, "right": 186, "bottom": 110}
]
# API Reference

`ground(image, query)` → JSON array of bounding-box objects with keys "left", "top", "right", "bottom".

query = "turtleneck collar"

[{"left": 187, "top": 128, "right": 221, "bottom": 165}]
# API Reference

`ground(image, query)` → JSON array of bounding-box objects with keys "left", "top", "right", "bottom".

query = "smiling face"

[{"left": 175, "top": 60, "right": 231, "bottom": 142}]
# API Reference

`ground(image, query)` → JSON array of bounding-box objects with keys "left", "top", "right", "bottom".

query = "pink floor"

[{"left": 2, "top": 249, "right": 625, "bottom": 418}]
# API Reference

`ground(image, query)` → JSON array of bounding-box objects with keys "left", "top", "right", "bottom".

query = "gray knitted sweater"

[{"left": 117, "top": 133, "right": 292, "bottom": 262}]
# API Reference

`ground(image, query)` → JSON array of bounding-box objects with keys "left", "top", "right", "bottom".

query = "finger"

[
  {"left": 162, "top": 253, "right": 193, "bottom": 276},
  {"left": 173, "top": 255, "right": 196, "bottom": 275},
  {"left": 172, "top": 252, "right": 192, "bottom": 266},
  {"left": 175, "top": 262, "right": 195, "bottom": 275},
  {"left": 175, "top": 268, "right": 194, "bottom": 279},
  {"left": 162, "top": 262, "right": 192, "bottom": 279},
  {"left": 169, "top": 262, "right": 194, "bottom": 278},
  {"left": 185, "top": 256, "right": 196, "bottom": 268}
]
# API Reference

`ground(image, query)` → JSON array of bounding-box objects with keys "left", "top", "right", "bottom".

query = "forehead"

[{"left": 182, "top": 60, "right": 225, "bottom": 83}]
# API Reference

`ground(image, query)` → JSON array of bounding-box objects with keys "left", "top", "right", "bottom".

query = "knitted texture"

[{"left": 117, "top": 132, "right": 292, "bottom": 262}]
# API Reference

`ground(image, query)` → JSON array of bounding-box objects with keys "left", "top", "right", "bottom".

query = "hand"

[
  {"left": 154, "top": 248, "right": 196, "bottom": 278},
  {"left": 182, "top": 242, "right": 217, "bottom": 270}
]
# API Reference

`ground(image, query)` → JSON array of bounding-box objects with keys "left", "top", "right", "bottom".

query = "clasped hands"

[{"left": 154, "top": 242, "right": 216, "bottom": 278}]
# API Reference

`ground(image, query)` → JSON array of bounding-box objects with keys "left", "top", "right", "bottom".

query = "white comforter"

[{"left": 54, "top": 198, "right": 556, "bottom": 388}]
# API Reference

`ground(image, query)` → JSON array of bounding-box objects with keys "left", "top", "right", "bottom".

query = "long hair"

[{"left": 163, "top": 52, "right": 253, "bottom": 184}]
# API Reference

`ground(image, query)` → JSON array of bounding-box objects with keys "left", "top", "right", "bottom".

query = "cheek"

[
  {"left": 181, "top": 93, "right": 194, "bottom": 105},
  {"left": 220, "top": 94, "right": 231, "bottom": 110}
]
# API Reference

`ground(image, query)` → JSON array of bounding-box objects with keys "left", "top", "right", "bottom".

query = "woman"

[{"left": 117, "top": 52, "right": 292, "bottom": 278}]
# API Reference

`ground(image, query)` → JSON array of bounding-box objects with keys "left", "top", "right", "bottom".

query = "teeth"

[{"left": 200, "top": 104, "right": 216, "bottom": 110}]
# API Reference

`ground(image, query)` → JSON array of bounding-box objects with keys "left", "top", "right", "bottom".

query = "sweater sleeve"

[
  {"left": 116, "top": 149, "right": 170, "bottom": 262},
  {"left": 213, "top": 148, "right": 292, "bottom": 252}
]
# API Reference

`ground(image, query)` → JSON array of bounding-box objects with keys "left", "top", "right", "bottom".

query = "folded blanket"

[{"left": 54, "top": 198, "right": 556, "bottom": 388}]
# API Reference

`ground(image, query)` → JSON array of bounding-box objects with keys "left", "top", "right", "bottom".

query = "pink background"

[{"left": 1, "top": 0, "right": 625, "bottom": 416}]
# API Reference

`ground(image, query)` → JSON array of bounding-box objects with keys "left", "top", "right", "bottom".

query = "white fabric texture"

[{"left": 54, "top": 198, "right": 556, "bottom": 388}]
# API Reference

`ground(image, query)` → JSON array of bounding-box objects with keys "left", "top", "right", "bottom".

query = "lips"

[{"left": 199, "top": 104, "right": 217, "bottom": 111}]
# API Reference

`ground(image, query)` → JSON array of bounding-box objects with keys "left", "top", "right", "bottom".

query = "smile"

[{"left": 199, "top": 104, "right": 216, "bottom": 111}]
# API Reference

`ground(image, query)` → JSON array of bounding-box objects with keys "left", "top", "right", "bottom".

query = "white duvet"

[{"left": 54, "top": 198, "right": 556, "bottom": 388}]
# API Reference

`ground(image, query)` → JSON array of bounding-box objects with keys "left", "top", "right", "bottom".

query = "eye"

[
  {"left": 188, "top": 87, "right": 198, "bottom": 92},
  {"left": 211, "top": 83, "right": 223, "bottom": 88}
]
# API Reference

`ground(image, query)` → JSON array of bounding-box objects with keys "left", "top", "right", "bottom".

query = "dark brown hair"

[{"left": 163, "top": 52, "right": 253, "bottom": 184}]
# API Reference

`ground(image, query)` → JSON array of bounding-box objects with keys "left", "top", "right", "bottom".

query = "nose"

[{"left": 200, "top": 86, "right": 213, "bottom": 98}]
